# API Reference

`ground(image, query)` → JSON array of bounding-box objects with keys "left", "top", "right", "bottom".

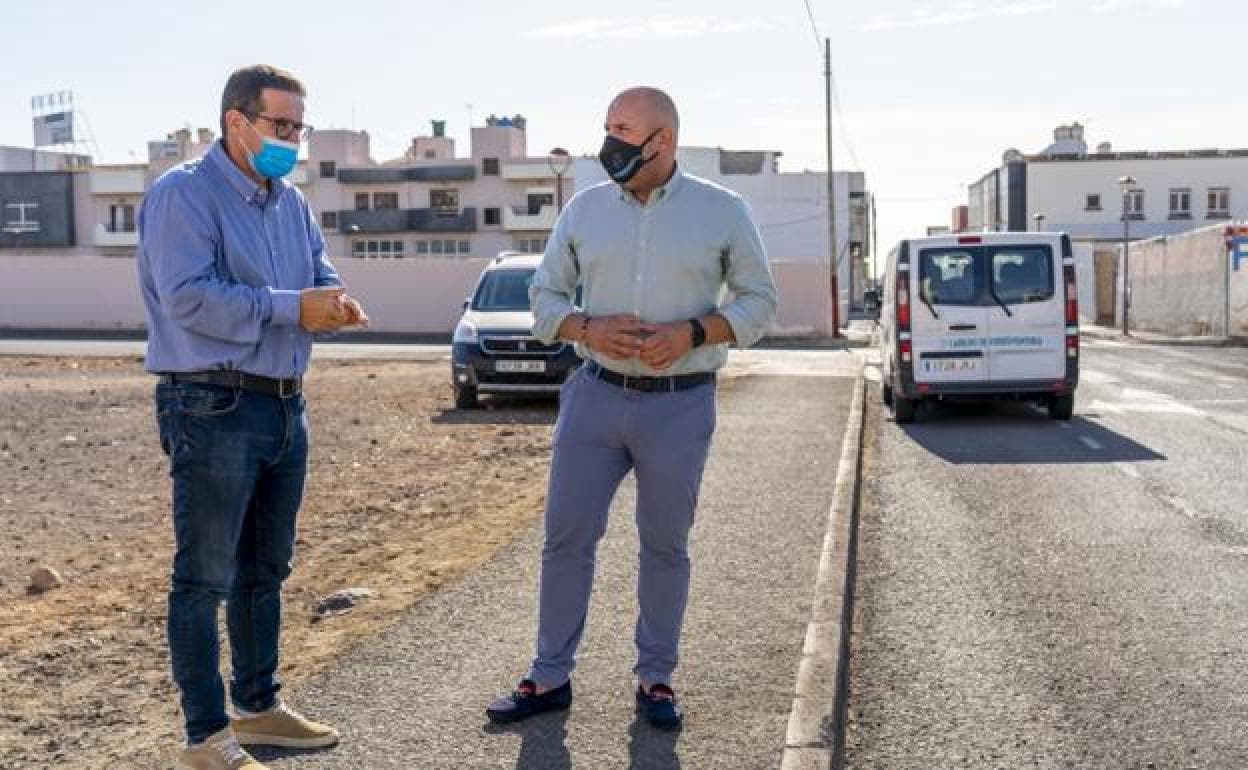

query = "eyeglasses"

[{"left": 252, "top": 114, "right": 314, "bottom": 141}]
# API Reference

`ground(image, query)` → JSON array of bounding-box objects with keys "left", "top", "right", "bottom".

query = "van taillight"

[
  {"left": 897, "top": 274, "right": 911, "bottom": 330},
  {"left": 900, "top": 339, "right": 912, "bottom": 363},
  {"left": 1064, "top": 265, "right": 1078, "bottom": 325},
  {"left": 1064, "top": 263, "right": 1079, "bottom": 358}
]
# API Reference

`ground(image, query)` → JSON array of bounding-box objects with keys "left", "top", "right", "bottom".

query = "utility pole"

[{"left": 825, "top": 37, "right": 840, "bottom": 337}]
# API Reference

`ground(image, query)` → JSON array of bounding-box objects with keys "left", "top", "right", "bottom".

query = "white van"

[{"left": 876, "top": 232, "right": 1079, "bottom": 423}]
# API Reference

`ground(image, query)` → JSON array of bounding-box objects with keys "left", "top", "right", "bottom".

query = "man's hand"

[
  {"left": 338, "top": 294, "right": 370, "bottom": 328},
  {"left": 299, "top": 287, "right": 349, "bottom": 332},
  {"left": 583, "top": 314, "right": 644, "bottom": 360},
  {"left": 638, "top": 321, "right": 694, "bottom": 371}
]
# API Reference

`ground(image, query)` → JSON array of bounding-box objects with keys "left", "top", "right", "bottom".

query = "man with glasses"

[{"left": 137, "top": 64, "right": 366, "bottom": 770}]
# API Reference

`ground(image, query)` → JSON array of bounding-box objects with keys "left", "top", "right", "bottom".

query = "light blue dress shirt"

[{"left": 137, "top": 141, "right": 339, "bottom": 378}]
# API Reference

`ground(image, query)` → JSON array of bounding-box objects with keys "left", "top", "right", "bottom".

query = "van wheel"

[
  {"left": 454, "top": 384, "right": 478, "bottom": 410},
  {"left": 881, "top": 381, "right": 894, "bottom": 407},
  {"left": 892, "top": 395, "right": 917, "bottom": 424},
  {"left": 1048, "top": 393, "right": 1074, "bottom": 420}
]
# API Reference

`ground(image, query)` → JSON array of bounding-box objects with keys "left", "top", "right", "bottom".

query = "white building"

[
  {"left": 968, "top": 123, "right": 1248, "bottom": 242},
  {"left": 574, "top": 147, "right": 873, "bottom": 328}
]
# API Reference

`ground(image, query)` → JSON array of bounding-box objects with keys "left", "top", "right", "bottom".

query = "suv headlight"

[{"left": 453, "top": 319, "right": 478, "bottom": 344}]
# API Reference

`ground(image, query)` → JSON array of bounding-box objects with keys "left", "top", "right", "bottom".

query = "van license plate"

[
  {"left": 497, "top": 360, "right": 546, "bottom": 373},
  {"left": 927, "top": 358, "right": 979, "bottom": 373}
]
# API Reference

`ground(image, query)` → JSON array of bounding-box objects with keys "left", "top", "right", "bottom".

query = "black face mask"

[{"left": 598, "top": 128, "right": 662, "bottom": 185}]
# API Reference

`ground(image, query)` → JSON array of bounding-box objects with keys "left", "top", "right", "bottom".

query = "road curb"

[{"left": 781, "top": 375, "right": 866, "bottom": 770}]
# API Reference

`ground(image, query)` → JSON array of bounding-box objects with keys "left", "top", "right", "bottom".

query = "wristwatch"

[{"left": 689, "top": 318, "right": 707, "bottom": 348}]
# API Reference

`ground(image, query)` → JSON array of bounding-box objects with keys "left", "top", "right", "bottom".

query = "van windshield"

[{"left": 918, "top": 245, "right": 1054, "bottom": 306}]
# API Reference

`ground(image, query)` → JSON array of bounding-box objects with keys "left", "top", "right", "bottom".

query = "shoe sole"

[
  {"left": 486, "top": 700, "right": 572, "bottom": 725},
  {"left": 233, "top": 732, "right": 340, "bottom": 749}
]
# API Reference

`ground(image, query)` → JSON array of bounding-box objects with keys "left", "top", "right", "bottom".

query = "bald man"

[{"left": 485, "top": 87, "right": 778, "bottom": 730}]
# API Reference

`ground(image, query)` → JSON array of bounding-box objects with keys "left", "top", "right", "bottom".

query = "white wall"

[
  {"left": 1027, "top": 156, "right": 1248, "bottom": 241},
  {"left": 0, "top": 254, "right": 832, "bottom": 337}
]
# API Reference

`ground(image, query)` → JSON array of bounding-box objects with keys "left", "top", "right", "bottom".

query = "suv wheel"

[
  {"left": 1048, "top": 393, "right": 1074, "bottom": 420},
  {"left": 881, "top": 380, "right": 894, "bottom": 407},
  {"left": 454, "top": 384, "right": 479, "bottom": 410}
]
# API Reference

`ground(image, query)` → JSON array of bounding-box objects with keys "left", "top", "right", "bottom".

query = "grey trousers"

[{"left": 528, "top": 366, "right": 717, "bottom": 687}]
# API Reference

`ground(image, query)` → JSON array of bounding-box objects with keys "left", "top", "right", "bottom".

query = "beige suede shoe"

[
  {"left": 231, "top": 702, "right": 339, "bottom": 749},
  {"left": 175, "top": 728, "right": 267, "bottom": 770}
]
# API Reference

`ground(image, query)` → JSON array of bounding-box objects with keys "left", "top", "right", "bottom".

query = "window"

[
  {"left": 515, "top": 238, "right": 548, "bottom": 253},
  {"left": 991, "top": 247, "right": 1054, "bottom": 304},
  {"left": 431, "top": 239, "right": 444, "bottom": 254},
  {"left": 916, "top": 245, "right": 1053, "bottom": 307},
  {"left": 354, "top": 193, "right": 370, "bottom": 211},
  {"left": 4, "top": 201, "right": 40, "bottom": 233},
  {"left": 430, "top": 189, "right": 459, "bottom": 213},
  {"left": 319, "top": 161, "right": 336, "bottom": 178},
  {"left": 1084, "top": 193, "right": 1102, "bottom": 211},
  {"left": 457, "top": 239, "right": 471, "bottom": 254},
  {"left": 527, "top": 193, "right": 554, "bottom": 215},
  {"left": 919, "top": 250, "right": 978, "bottom": 306},
  {"left": 321, "top": 211, "right": 338, "bottom": 230},
  {"left": 373, "top": 192, "right": 399, "bottom": 210},
  {"left": 484, "top": 207, "right": 501, "bottom": 226},
  {"left": 1208, "top": 187, "right": 1231, "bottom": 218},
  {"left": 424, "top": 150, "right": 436, "bottom": 159},
  {"left": 483, "top": 158, "right": 500, "bottom": 175},
  {"left": 1169, "top": 188, "right": 1191, "bottom": 219},
  {"left": 415, "top": 240, "right": 429, "bottom": 254},
  {"left": 1124, "top": 189, "right": 1145, "bottom": 219},
  {"left": 107, "top": 203, "right": 135, "bottom": 233},
  {"left": 351, "top": 239, "right": 404, "bottom": 258}
]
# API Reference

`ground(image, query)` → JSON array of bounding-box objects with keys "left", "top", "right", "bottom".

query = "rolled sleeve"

[
  {"left": 718, "top": 198, "right": 778, "bottom": 348},
  {"left": 140, "top": 180, "right": 277, "bottom": 344},
  {"left": 529, "top": 203, "right": 581, "bottom": 344}
]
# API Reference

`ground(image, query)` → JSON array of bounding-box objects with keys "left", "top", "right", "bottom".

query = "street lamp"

[
  {"left": 1034, "top": 213, "right": 1045, "bottom": 232},
  {"left": 1118, "top": 175, "right": 1137, "bottom": 336},
  {"left": 547, "top": 147, "right": 571, "bottom": 213}
]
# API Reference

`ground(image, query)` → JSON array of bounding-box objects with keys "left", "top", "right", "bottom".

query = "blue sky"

[{"left": 1, "top": 0, "right": 1243, "bottom": 251}]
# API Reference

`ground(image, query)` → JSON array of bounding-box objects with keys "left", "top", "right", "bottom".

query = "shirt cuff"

[
  {"left": 268, "top": 288, "right": 302, "bottom": 327},
  {"left": 719, "top": 304, "right": 763, "bottom": 349}
]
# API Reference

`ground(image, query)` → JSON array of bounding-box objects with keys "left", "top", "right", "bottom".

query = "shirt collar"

[
  {"left": 207, "top": 140, "right": 285, "bottom": 206},
  {"left": 619, "top": 164, "right": 683, "bottom": 207}
]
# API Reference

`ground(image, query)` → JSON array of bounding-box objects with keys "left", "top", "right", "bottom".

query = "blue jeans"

[{"left": 155, "top": 382, "right": 308, "bottom": 744}]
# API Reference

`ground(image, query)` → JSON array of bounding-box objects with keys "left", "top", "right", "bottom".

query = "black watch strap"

[{"left": 689, "top": 318, "right": 707, "bottom": 348}]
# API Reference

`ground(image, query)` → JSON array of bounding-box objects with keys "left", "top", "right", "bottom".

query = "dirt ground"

[{"left": 0, "top": 356, "right": 557, "bottom": 769}]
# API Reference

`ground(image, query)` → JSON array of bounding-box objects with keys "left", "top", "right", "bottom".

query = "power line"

[{"left": 801, "top": 1, "right": 865, "bottom": 172}]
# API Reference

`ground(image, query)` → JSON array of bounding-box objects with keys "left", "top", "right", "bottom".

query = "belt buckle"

[{"left": 278, "top": 378, "right": 297, "bottom": 398}]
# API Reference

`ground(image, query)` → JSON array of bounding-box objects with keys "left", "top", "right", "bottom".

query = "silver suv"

[{"left": 450, "top": 252, "right": 582, "bottom": 409}]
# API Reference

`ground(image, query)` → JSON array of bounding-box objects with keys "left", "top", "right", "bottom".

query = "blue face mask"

[{"left": 242, "top": 119, "right": 299, "bottom": 179}]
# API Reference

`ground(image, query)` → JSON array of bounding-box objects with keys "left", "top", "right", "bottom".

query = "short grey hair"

[
  {"left": 220, "top": 64, "right": 306, "bottom": 139},
  {"left": 614, "top": 87, "right": 680, "bottom": 134}
]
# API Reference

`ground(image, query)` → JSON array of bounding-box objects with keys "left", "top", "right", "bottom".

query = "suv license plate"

[{"left": 496, "top": 360, "right": 546, "bottom": 373}]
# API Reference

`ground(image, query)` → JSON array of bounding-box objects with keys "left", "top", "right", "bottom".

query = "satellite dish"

[{"left": 1003, "top": 148, "right": 1024, "bottom": 163}]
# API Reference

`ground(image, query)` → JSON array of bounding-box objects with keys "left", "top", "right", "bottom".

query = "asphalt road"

[{"left": 846, "top": 338, "right": 1248, "bottom": 769}]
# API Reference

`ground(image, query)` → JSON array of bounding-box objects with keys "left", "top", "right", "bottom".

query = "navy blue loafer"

[
  {"left": 636, "top": 683, "right": 683, "bottom": 730},
  {"left": 486, "top": 679, "right": 572, "bottom": 724}
]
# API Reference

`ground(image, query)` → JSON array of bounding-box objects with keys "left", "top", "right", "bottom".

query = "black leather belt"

[
  {"left": 585, "top": 361, "right": 714, "bottom": 393},
  {"left": 161, "top": 371, "right": 303, "bottom": 398}
]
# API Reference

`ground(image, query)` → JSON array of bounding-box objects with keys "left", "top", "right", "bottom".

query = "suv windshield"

[
  {"left": 473, "top": 269, "right": 534, "bottom": 311},
  {"left": 919, "top": 245, "right": 1054, "bottom": 306}
]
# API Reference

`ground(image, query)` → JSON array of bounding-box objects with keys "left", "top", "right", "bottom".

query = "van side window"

[
  {"left": 919, "top": 250, "right": 979, "bottom": 306},
  {"left": 992, "top": 247, "right": 1054, "bottom": 304}
]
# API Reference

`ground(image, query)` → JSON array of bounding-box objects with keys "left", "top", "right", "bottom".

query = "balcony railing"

[
  {"left": 94, "top": 224, "right": 138, "bottom": 246},
  {"left": 336, "top": 207, "right": 477, "bottom": 234},
  {"left": 503, "top": 205, "right": 556, "bottom": 231}
]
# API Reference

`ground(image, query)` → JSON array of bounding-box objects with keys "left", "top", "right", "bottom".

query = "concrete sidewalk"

[
  {"left": 1080, "top": 322, "right": 1239, "bottom": 347},
  {"left": 256, "top": 370, "right": 859, "bottom": 770}
]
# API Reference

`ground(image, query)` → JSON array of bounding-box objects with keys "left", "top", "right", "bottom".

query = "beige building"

[{"left": 303, "top": 115, "right": 572, "bottom": 263}]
